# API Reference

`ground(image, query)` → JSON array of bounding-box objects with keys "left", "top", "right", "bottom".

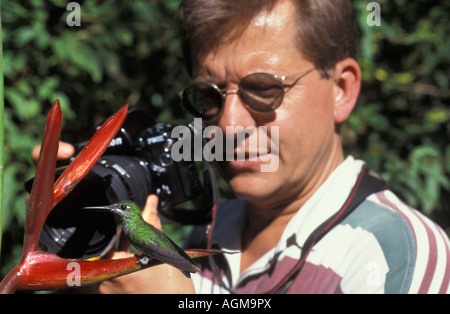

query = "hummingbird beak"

[{"left": 82, "top": 205, "right": 111, "bottom": 212}]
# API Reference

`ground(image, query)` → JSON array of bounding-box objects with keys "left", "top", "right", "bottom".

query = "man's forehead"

[
  {"left": 251, "top": 0, "right": 295, "bottom": 31},
  {"left": 192, "top": 0, "right": 299, "bottom": 76},
  {"left": 212, "top": 0, "right": 297, "bottom": 52}
]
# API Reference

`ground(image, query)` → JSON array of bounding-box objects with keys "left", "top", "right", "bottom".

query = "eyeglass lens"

[{"left": 182, "top": 73, "right": 285, "bottom": 119}]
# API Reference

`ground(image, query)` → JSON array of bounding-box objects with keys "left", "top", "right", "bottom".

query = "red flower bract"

[{"left": 0, "top": 100, "right": 219, "bottom": 294}]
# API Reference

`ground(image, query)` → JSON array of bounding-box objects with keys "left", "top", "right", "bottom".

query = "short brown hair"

[{"left": 178, "top": 0, "right": 358, "bottom": 78}]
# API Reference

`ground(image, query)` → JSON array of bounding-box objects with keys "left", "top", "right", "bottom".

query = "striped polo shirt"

[{"left": 187, "top": 156, "right": 450, "bottom": 294}]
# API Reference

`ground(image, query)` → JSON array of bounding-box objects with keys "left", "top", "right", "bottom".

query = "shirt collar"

[
  {"left": 208, "top": 156, "right": 365, "bottom": 272},
  {"left": 280, "top": 155, "right": 365, "bottom": 249}
]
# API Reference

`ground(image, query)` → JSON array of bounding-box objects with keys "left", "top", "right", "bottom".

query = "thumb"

[{"left": 142, "top": 195, "right": 162, "bottom": 230}]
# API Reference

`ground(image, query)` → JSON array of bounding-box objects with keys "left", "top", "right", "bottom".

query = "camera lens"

[
  {"left": 40, "top": 172, "right": 118, "bottom": 259},
  {"left": 39, "top": 155, "right": 153, "bottom": 259},
  {"left": 94, "top": 155, "right": 153, "bottom": 208}
]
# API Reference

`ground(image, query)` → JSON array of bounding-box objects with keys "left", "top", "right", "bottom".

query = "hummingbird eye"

[{"left": 120, "top": 205, "right": 128, "bottom": 211}]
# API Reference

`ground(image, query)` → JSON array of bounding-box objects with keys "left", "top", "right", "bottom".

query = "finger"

[
  {"left": 31, "top": 141, "right": 75, "bottom": 163},
  {"left": 57, "top": 142, "right": 76, "bottom": 159},
  {"left": 142, "top": 195, "right": 162, "bottom": 230},
  {"left": 109, "top": 251, "right": 134, "bottom": 260},
  {"left": 31, "top": 145, "right": 41, "bottom": 163},
  {"left": 104, "top": 245, "right": 134, "bottom": 259}
]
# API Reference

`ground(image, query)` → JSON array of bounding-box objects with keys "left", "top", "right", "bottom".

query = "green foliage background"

[{"left": 0, "top": 0, "right": 449, "bottom": 280}]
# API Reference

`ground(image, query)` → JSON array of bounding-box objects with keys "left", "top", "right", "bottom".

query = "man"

[{"left": 36, "top": 0, "right": 450, "bottom": 293}]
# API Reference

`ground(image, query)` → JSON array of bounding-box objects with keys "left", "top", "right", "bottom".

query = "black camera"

[{"left": 28, "top": 109, "right": 217, "bottom": 260}]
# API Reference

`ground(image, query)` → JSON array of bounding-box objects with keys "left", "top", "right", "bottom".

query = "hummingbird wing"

[{"left": 126, "top": 220, "right": 199, "bottom": 277}]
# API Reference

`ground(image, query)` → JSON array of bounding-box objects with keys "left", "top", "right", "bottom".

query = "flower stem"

[{"left": 0, "top": 0, "right": 6, "bottom": 258}]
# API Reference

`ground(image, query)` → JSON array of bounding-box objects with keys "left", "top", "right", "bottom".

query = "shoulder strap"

[
  {"left": 268, "top": 166, "right": 388, "bottom": 294},
  {"left": 300, "top": 166, "right": 388, "bottom": 262}
]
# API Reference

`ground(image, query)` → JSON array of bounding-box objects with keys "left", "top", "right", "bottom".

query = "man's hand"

[{"left": 98, "top": 195, "right": 196, "bottom": 294}]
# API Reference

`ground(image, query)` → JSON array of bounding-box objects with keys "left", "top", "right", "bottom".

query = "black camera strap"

[
  {"left": 158, "top": 130, "right": 221, "bottom": 225},
  {"left": 161, "top": 158, "right": 221, "bottom": 224},
  {"left": 206, "top": 165, "right": 388, "bottom": 294}
]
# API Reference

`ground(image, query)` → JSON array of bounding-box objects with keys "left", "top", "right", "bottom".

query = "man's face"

[{"left": 192, "top": 1, "right": 344, "bottom": 208}]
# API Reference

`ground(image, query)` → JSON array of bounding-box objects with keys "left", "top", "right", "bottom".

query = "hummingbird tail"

[{"left": 180, "top": 262, "right": 201, "bottom": 278}]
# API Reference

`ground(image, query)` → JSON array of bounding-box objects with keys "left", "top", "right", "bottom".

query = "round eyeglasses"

[{"left": 180, "top": 68, "right": 316, "bottom": 120}]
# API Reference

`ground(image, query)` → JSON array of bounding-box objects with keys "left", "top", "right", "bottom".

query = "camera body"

[
  {"left": 92, "top": 120, "right": 202, "bottom": 212},
  {"left": 36, "top": 109, "right": 207, "bottom": 260}
]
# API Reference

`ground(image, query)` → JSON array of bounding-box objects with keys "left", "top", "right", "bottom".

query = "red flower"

[{"left": 0, "top": 100, "right": 217, "bottom": 293}]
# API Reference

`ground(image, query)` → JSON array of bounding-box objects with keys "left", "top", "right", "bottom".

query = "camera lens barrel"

[
  {"left": 39, "top": 171, "right": 118, "bottom": 260},
  {"left": 94, "top": 155, "right": 152, "bottom": 209},
  {"left": 39, "top": 155, "right": 153, "bottom": 260}
]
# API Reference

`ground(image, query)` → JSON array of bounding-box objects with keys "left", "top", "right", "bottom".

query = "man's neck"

[{"left": 240, "top": 140, "right": 345, "bottom": 272}]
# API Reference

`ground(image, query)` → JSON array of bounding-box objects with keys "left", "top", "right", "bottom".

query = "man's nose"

[{"left": 217, "top": 91, "right": 256, "bottom": 131}]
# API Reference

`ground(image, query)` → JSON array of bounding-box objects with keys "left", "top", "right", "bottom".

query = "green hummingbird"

[{"left": 84, "top": 200, "right": 199, "bottom": 278}]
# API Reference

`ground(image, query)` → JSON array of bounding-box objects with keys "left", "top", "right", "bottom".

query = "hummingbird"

[{"left": 84, "top": 201, "right": 199, "bottom": 278}]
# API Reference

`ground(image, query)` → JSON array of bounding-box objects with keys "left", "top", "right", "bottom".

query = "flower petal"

[
  {"left": 53, "top": 105, "right": 128, "bottom": 206},
  {"left": 23, "top": 100, "right": 62, "bottom": 255}
]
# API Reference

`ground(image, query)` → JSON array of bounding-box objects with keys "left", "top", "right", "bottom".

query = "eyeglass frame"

[{"left": 180, "top": 67, "right": 316, "bottom": 120}]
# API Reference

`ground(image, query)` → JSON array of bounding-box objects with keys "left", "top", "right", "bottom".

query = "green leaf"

[
  {"left": 67, "top": 43, "right": 103, "bottom": 83},
  {"left": 426, "top": 107, "right": 449, "bottom": 125},
  {"left": 5, "top": 88, "right": 40, "bottom": 120},
  {"left": 14, "top": 26, "right": 35, "bottom": 47},
  {"left": 52, "top": 35, "right": 103, "bottom": 83},
  {"left": 2, "top": 164, "right": 21, "bottom": 230}
]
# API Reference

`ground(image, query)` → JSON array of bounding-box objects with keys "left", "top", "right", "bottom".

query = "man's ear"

[{"left": 332, "top": 58, "right": 361, "bottom": 124}]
